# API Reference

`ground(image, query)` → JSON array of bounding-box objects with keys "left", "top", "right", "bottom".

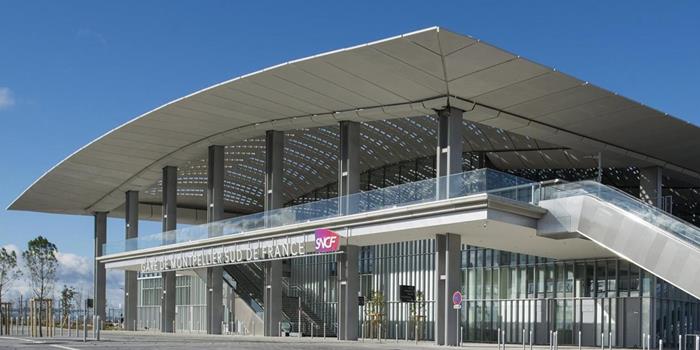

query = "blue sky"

[{"left": 1, "top": 1, "right": 698, "bottom": 302}]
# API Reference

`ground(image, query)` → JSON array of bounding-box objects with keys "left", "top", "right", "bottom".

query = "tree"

[
  {"left": 409, "top": 290, "right": 426, "bottom": 341},
  {"left": 59, "top": 285, "right": 77, "bottom": 327},
  {"left": 22, "top": 236, "right": 58, "bottom": 337},
  {"left": 0, "top": 248, "right": 20, "bottom": 335},
  {"left": 366, "top": 290, "right": 385, "bottom": 339}
]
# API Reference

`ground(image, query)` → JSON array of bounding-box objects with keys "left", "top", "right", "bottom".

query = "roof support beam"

[
  {"left": 124, "top": 190, "right": 138, "bottom": 331},
  {"left": 93, "top": 211, "right": 107, "bottom": 324},
  {"left": 435, "top": 233, "right": 461, "bottom": 346},
  {"left": 263, "top": 130, "right": 284, "bottom": 337},
  {"left": 265, "top": 130, "right": 285, "bottom": 213},
  {"left": 205, "top": 146, "right": 224, "bottom": 335},
  {"left": 436, "top": 107, "right": 464, "bottom": 199},
  {"left": 161, "top": 166, "right": 177, "bottom": 333},
  {"left": 339, "top": 121, "right": 360, "bottom": 215}
]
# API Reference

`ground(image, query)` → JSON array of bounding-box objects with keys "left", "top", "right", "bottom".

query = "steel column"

[
  {"left": 435, "top": 233, "right": 460, "bottom": 346},
  {"left": 263, "top": 130, "right": 284, "bottom": 336},
  {"left": 339, "top": 121, "right": 360, "bottom": 215},
  {"left": 206, "top": 146, "right": 224, "bottom": 334},
  {"left": 93, "top": 212, "right": 107, "bottom": 324},
  {"left": 436, "top": 107, "right": 464, "bottom": 199},
  {"left": 265, "top": 130, "right": 284, "bottom": 213},
  {"left": 161, "top": 166, "right": 177, "bottom": 333},
  {"left": 337, "top": 245, "right": 359, "bottom": 340},
  {"left": 124, "top": 190, "right": 139, "bottom": 331},
  {"left": 263, "top": 261, "right": 283, "bottom": 336}
]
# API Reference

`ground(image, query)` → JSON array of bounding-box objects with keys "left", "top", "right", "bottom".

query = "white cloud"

[
  {"left": 0, "top": 87, "right": 15, "bottom": 109},
  {"left": 1, "top": 244, "right": 20, "bottom": 254},
  {"left": 3, "top": 247, "right": 125, "bottom": 309}
]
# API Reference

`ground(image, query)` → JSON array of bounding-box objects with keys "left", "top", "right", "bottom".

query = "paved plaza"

[{"left": 0, "top": 332, "right": 618, "bottom": 350}]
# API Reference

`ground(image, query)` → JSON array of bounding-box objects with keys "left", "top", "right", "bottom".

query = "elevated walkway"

[
  {"left": 537, "top": 180, "right": 700, "bottom": 300},
  {"left": 100, "top": 169, "right": 700, "bottom": 302}
]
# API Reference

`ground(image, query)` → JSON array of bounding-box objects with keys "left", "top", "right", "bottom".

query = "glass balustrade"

[
  {"left": 103, "top": 168, "right": 534, "bottom": 255},
  {"left": 541, "top": 181, "right": 700, "bottom": 247}
]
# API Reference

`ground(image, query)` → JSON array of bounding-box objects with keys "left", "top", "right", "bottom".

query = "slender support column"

[
  {"left": 263, "top": 130, "right": 284, "bottom": 336},
  {"left": 640, "top": 166, "right": 663, "bottom": 209},
  {"left": 436, "top": 107, "right": 464, "bottom": 199},
  {"left": 206, "top": 146, "right": 224, "bottom": 335},
  {"left": 93, "top": 212, "right": 107, "bottom": 324},
  {"left": 265, "top": 130, "right": 284, "bottom": 213},
  {"left": 435, "top": 233, "right": 461, "bottom": 346},
  {"left": 207, "top": 146, "right": 225, "bottom": 224},
  {"left": 124, "top": 191, "right": 139, "bottom": 331},
  {"left": 339, "top": 121, "right": 360, "bottom": 215},
  {"left": 263, "top": 261, "right": 282, "bottom": 336},
  {"left": 161, "top": 166, "right": 177, "bottom": 333},
  {"left": 337, "top": 245, "right": 359, "bottom": 340}
]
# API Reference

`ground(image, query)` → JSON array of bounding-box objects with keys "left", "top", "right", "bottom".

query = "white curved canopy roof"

[{"left": 9, "top": 27, "right": 700, "bottom": 217}]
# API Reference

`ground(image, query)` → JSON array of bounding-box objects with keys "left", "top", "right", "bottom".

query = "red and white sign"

[
  {"left": 314, "top": 228, "right": 341, "bottom": 253},
  {"left": 452, "top": 291, "right": 463, "bottom": 309}
]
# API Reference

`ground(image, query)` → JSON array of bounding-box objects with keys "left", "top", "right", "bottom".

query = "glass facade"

[
  {"left": 460, "top": 246, "right": 699, "bottom": 347},
  {"left": 137, "top": 240, "right": 700, "bottom": 345}
]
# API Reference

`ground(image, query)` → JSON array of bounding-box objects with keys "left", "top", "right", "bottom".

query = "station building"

[{"left": 9, "top": 27, "right": 700, "bottom": 347}]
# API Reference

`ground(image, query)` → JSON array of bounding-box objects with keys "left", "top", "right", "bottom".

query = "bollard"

[
  {"left": 695, "top": 335, "right": 699, "bottom": 350},
  {"left": 396, "top": 323, "right": 398, "bottom": 343},
  {"left": 496, "top": 328, "right": 501, "bottom": 350},
  {"left": 323, "top": 322, "right": 326, "bottom": 338},
  {"left": 503, "top": 330, "right": 506, "bottom": 350},
  {"left": 96, "top": 316, "right": 100, "bottom": 341},
  {"left": 461, "top": 326, "right": 464, "bottom": 346},
  {"left": 660, "top": 339, "right": 664, "bottom": 350},
  {"left": 361, "top": 322, "right": 365, "bottom": 342},
  {"left": 555, "top": 331, "right": 558, "bottom": 350},
  {"left": 579, "top": 330, "right": 582, "bottom": 350},
  {"left": 644, "top": 333, "right": 647, "bottom": 350},
  {"left": 601, "top": 332, "right": 605, "bottom": 350},
  {"left": 498, "top": 328, "right": 502, "bottom": 350},
  {"left": 550, "top": 330, "right": 553, "bottom": 350},
  {"left": 679, "top": 335, "right": 683, "bottom": 350},
  {"left": 83, "top": 314, "right": 87, "bottom": 343},
  {"left": 311, "top": 324, "right": 314, "bottom": 338},
  {"left": 609, "top": 332, "right": 612, "bottom": 350},
  {"left": 522, "top": 329, "right": 526, "bottom": 350},
  {"left": 278, "top": 321, "right": 281, "bottom": 337},
  {"left": 530, "top": 330, "right": 533, "bottom": 350},
  {"left": 68, "top": 316, "right": 72, "bottom": 337}
]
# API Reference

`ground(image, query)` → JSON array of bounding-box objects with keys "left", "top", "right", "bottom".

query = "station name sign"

[{"left": 140, "top": 228, "right": 341, "bottom": 273}]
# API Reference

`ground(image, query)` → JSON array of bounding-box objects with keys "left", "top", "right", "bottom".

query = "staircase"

[
  {"left": 281, "top": 286, "right": 328, "bottom": 336},
  {"left": 222, "top": 262, "right": 332, "bottom": 336},
  {"left": 223, "top": 264, "right": 264, "bottom": 314}
]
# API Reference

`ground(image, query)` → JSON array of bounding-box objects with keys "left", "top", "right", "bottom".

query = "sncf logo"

[{"left": 314, "top": 229, "right": 340, "bottom": 253}]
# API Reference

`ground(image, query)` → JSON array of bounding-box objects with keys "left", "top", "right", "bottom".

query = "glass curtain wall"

[{"left": 461, "top": 246, "right": 700, "bottom": 347}]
